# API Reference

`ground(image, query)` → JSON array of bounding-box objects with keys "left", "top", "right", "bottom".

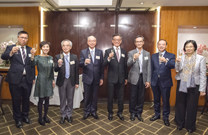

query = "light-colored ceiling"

[{"left": 0, "top": 0, "right": 208, "bottom": 11}]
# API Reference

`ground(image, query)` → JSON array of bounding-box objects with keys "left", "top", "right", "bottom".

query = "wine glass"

[
  {"left": 88, "top": 53, "right": 91, "bottom": 59},
  {"left": 32, "top": 44, "right": 38, "bottom": 56},
  {"left": 15, "top": 41, "right": 20, "bottom": 54},
  {"left": 178, "top": 49, "right": 183, "bottom": 58},
  {"left": 60, "top": 51, "right": 64, "bottom": 60},
  {"left": 111, "top": 49, "right": 115, "bottom": 59},
  {"left": 33, "top": 44, "right": 38, "bottom": 51}
]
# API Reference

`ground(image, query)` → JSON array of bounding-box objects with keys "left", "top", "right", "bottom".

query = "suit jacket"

[
  {"left": 54, "top": 53, "right": 79, "bottom": 87},
  {"left": 103, "top": 47, "right": 128, "bottom": 84},
  {"left": 175, "top": 54, "right": 207, "bottom": 92},
  {"left": 79, "top": 48, "right": 104, "bottom": 85},
  {"left": 1, "top": 45, "right": 35, "bottom": 84},
  {"left": 127, "top": 49, "right": 151, "bottom": 85},
  {"left": 151, "top": 51, "right": 175, "bottom": 87}
]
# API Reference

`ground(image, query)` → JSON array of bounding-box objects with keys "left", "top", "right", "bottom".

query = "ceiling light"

[
  {"left": 193, "top": 27, "right": 197, "bottom": 28},
  {"left": 140, "top": 2, "right": 144, "bottom": 4}
]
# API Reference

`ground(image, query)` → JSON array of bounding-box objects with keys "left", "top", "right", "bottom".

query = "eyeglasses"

[
  {"left": 19, "top": 37, "right": 28, "bottom": 40},
  {"left": 135, "top": 41, "right": 144, "bottom": 43}
]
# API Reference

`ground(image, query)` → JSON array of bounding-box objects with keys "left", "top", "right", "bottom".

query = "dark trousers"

[
  {"left": 129, "top": 74, "right": 145, "bottom": 115},
  {"left": 175, "top": 80, "right": 200, "bottom": 130},
  {"left": 83, "top": 80, "right": 99, "bottom": 115},
  {"left": 9, "top": 76, "right": 32, "bottom": 121},
  {"left": 108, "top": 82, "right": 124, "bottom": 114},
  {"left": 151, "top": 78, "right": 171, "bottom": 119}
]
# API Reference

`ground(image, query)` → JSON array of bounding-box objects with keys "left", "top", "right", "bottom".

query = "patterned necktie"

[
  {"left": 65, "top": 55, "right": 70, "bottom": 79},
  {"left": 116, "top": 47, "right": 120, "bottom": 62},
  {"left": 21, "top": 47, "right": 26, "bottom": 63},
  {"left": 159, "top": 53, "right": 162, "bottom": 64},
  {"left": 91, "top": 50, "right": 94, "bottom": 63}
]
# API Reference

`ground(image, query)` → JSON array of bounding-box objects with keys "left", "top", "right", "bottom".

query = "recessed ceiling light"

[
  {"left": 140, "top": 2, "right": 144, "bottom": 4},
  {"left": 193, "top": 26, "right": 197, "bottom": 28}
]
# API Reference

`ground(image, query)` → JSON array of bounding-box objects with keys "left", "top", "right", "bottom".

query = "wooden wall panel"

[
  {"left": 160, "top": 6, "right": 208, "bottom": 106},
  {"left": 45, "top": 11, "right": 157, "bottom": 101},
  {"left": 0, "top": 7, "right": 40, "bottom": 99}
]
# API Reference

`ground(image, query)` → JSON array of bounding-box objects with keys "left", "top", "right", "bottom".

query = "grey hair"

[
  {"left": 134, "top": 35, "right": 145, "bottom": 42},
  {"left": 87, "top": 36, "right": 96, "bottom": 41},
  {"left": 61, "top": 39, "right": 72, "bottom": 47}
]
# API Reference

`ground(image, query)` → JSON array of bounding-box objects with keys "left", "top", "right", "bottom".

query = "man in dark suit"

[
  {"left": 127, "top": 35, "right": 151, "bottom": 121},
  {"left": 1, "top": 31, "right": 35, "bottom": 128},
  {"left": 150, "top": 39, "right": 175, "bottom": 126},
  {"left": 79, "top": 36, "right": 104, "bottom": 119},
  {"left": 103, "top": 34, "right": 128, "bottom": 121},
  {"left": 54, "top": 39, "right": 79, "bottom": 124}
]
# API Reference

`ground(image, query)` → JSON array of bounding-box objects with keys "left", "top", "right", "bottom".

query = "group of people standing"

[{"left": 1, "top": 31, "right": 206, "bottom": 134}]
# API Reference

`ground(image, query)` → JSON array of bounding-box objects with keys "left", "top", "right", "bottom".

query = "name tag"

[
  {"left": 96, "top": 56, "right": 100, "bottom": 59},
  {"left": 144, "top": 57, "right": 148, "bottom": 60},
  {"left": 122, "top": 54, "right": 125, "bottom": 57},
  {"left": 50, "top": 60, "right": 53, "bottom": 63},
  {"left": 70, "top": 61, "right": 75, "bottom": 65},
  {"left": 28, "top": 54, "right": 31, "bottom": 57}
]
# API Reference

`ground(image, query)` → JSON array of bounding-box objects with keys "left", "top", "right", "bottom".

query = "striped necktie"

[{"left": 21, "top": 47, "right": 26, "bottom": 63}]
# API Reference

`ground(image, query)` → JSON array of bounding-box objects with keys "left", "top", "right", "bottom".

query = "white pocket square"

[{"left": 144, "top": 57, "right": 148, "bottom": 60}]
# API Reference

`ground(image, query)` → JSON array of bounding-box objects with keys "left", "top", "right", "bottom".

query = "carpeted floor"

[{"left": 0, "top": 102, "right": 208, "bottom": 135}]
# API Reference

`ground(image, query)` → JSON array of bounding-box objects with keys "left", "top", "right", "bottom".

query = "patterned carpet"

[{"left": 0, "top": 103, "right": 208, "bottom": 135}]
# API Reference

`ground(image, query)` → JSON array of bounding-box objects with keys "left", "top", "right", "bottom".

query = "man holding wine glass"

[
  {"left": 79, "top": 36, "right": 104, "bottom": 120},
  {"left": 103, "top": 34, "right": 128, "bottom": 121},
  {"left": 1, "top": 31, "right": 35, "bottom": 128},
  {"left": 54, "top": 39, "right": 79, "bottom": 124},
  {"left": 150, "top": 39, "right": 175, "bottom": 126},
  {"left": 127, "top": 35, "right": 151, "bottom": 122}
]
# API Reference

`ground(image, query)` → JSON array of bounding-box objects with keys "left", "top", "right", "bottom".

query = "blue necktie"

[
  {"left": 91, "top": 50, "right": 94, "bottom": 63},
  {"left": 65, "top": 55, "right": 70, "bottom": 78}
]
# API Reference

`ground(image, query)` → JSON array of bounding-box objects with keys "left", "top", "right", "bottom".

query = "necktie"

[
  {"left": 116, "top": 47, "right": 120, "bottom": 62},
  {"left": 159, "top": 53, "right": 162, "bottom": 64},
  {"left": 21, "top": 47, "right": 26, "bottom": 63},
  {"left": 65, "top": 55, "right": 70, "bottom": 79},
  {"left": 91, "top": 50, "right": 94, "bottom": 63}
]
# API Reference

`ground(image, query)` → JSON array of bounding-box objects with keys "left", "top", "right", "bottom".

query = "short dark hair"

[
  {"left": 40, "top": 41, "right": 51, "bottom": 49},
  {"left": 112, "top": 34, "right": 122, "bottom": 40},
  {"left": 183, "top": 40, "right": 197, "bottom": 52},
  {"left": 157, "top": 39, "right": 168, "bottom": 45},
  {"left": 17, "top": 31, "right": 29, "bottom": 37},
  {"left": 135, "top": 35, "right": 145, "bottom": 42}
]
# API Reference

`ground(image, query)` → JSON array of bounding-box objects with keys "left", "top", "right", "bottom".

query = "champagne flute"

[
  {"left": 32, "top": 44, "right": 38, "bottom": 56},
  {"left": 60, "top": 51, "right": 64, "bottom": 60},
  {"left": 111, "top": 49, "right": 115, "bottom": 59},
  {"left": 178, "top": 49, "right": 183, "bottom": 58},
  {"left": 15, "top": 41, "right": 20, "bottom": 54},
  {"left": 88, "top": 53, "right": 91, "bottom": 59},
  {"left": 33, "top": 44, "right": 38, "bottom": 51}
]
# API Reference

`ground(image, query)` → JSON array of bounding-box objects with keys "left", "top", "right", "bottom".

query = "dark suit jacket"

[
  {"left": 54, "top": 53, "right": 79, "bottom": 87},
  {"left": 1, "top": 45, "right": 35, "bottom": 84},
  {"left": 103, "top": 47, "right": 128, "bottom": 84},
  {"left": 151, "top": 51, "right": 175, "bottom": 87},
  {"left": 79, "top": 48, "right": 104, "bottom": 85}
]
